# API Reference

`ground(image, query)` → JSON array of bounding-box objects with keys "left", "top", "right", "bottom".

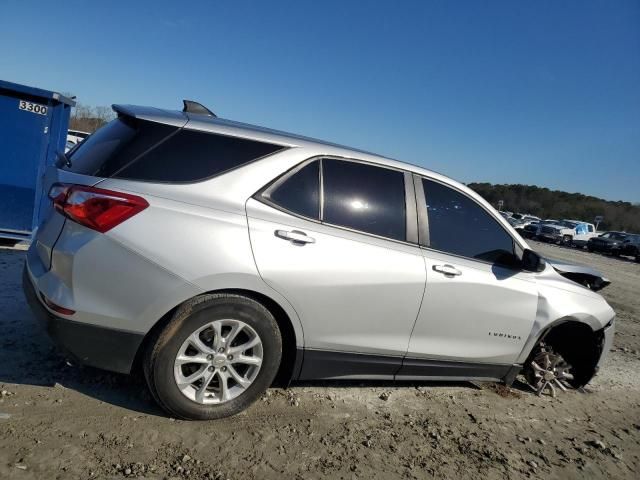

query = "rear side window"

[
  {"left": 66, "top": 117, "right": 177, "bottom": 176},
  {"left": 66, "top": 117, "right": 285, "bottom": 182},
  {"left": 422, "top": 178, "right": 515, "bottom": 264},
  {"left": 266, "top": 161, "right": 320, "bottom": 219},
  {"left": 115, "top": 129, "right": 284, "bottom": 182},
  {"left": 323, "top": 159, "right": 406, "bottom": 241}
]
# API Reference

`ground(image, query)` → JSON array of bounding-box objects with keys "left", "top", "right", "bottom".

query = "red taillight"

[{"left": 48, "top": 183, "right": 149, "bottom": 233}]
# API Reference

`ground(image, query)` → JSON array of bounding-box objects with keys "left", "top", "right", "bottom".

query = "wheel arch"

[
  {"left": 132, "top": 288, "right": 304, "bottom": 387},
  {"left": 516, "top": 316, "right": 605, "bottom": 387}
]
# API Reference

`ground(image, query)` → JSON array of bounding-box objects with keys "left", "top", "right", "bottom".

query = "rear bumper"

[{"left": 22, "top": 265, "right": 144, "bottom": 374}]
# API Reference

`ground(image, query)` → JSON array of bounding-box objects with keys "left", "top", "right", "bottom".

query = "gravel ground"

[{"left": 0, "top": 241, "right": 638, "bottom": 479}]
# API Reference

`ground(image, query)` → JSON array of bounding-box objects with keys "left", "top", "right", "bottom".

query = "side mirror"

[{"left": 522, "top": 249, "right": 546, "bottom": 272}]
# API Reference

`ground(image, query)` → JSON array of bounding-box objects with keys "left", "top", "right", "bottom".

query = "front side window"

[
  {"left": 322, "top": 159, "right": 406, "bottom": 241},
  {"left": 265, "top": 161, "right": 320, "bottom": 219},
  {"left": 422, "top": 178, "right": 515, "bottom": 264}
]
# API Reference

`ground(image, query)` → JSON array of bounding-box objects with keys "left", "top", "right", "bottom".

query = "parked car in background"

[
  {"left": 537, "top": 220, "right": 597, "bottom": 246},
  {"left": 507, "top": 216, "right": 523, "bottom": 228},
  {"left": 65, "top": 129, "right": 91, "bottom": 152},
  {"left": 511, "top": 213, "right": 540, "bottom": 223},
  {"left": 587, "top": 232, "right": 628, "bottom": 256},
  {"left": 621, "top": 234, "right": 640, "bottom": 262},
  {"left": 514, "top": 222, "right": 530, "bottom": 238},
  {"left": 23, "top": 100, "right": 615, "bottom": 419},
  {"left": 519, "top": 219, "right": 558, "bottom": 239}
]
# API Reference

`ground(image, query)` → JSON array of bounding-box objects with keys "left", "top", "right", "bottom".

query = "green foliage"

[{"left": 468, "top": 183, "right": 640, "bottom": 232}]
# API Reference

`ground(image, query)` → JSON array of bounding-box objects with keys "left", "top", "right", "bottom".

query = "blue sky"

[{"left": 2, "top": 0, "right": 638, "bottom": 202}]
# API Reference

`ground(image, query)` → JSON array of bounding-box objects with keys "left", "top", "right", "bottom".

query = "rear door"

[
  {"left": 247, "top": 158, "right": 426, "bottom": 379},
  {"left": 399, "top": 176, "right": 538, "bottom": 380}
]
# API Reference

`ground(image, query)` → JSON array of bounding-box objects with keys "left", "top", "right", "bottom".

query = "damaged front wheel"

[{"left": 524, "top": 343, "right": 575, "bottom": 397}]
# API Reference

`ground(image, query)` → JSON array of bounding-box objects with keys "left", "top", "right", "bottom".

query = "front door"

[
  {"left": 247, "top": 158, "right": 426, "bottom": 379},
  {"left": 399, "top": 176, "right": 538, "bottom": 380}
]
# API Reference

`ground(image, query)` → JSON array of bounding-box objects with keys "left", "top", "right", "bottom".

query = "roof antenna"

[{"left": 182, "top": 100, "right": 216, "bottom": 117}]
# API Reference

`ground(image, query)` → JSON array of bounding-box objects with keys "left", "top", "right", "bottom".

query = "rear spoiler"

[
  {"left": 112, "top": 100, "right": 216, "bottom": 127},
  {"left": 111, "top": 104, "right": 189, "bottom": 128}
]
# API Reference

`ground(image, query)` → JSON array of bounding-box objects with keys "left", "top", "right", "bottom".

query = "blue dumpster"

[{"left": 0, "top": 79, "right": 75, "bottom": 240}]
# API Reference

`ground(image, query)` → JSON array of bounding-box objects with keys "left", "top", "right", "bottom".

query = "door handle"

[
  {"left": 275, "top": 229, "right": 316, "bottom": 245},
  {"left": 433, "top": 264, "right": 462, "bottom": 276}
]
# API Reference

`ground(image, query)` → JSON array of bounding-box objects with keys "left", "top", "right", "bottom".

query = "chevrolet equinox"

[{"left": 24, "top": 101, "right": 615, "bottom": 420}]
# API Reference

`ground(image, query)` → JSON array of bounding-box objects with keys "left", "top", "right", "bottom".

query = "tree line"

[
  {"left": 69, "top": 103, "right": 115, "bottom": 133},
  {"left": 468, "top": 183, "right": 640, "bottom": 232}
]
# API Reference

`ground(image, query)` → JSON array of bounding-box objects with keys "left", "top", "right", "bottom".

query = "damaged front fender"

[{"left": 545, "top": 257, "right": 611, "bottom": 291}]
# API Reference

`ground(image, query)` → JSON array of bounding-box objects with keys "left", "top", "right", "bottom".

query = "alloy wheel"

[
  {"left": 525, "top": 343, "right": 574, "bottom": 397},
  {"left": 173, "top": 319, "right": 263, "bottom": 404}
]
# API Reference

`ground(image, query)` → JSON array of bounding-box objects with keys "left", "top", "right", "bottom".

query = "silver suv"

[{"left": 24, "top": 101, "right": 615, "bottom": 420}]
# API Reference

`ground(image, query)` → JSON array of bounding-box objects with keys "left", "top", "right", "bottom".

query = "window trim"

[
  {"left": 255, "top": 155, "right": 418, "bottom": 247},
  {"left": 414, "top": 173, "right": 523, "bottom": 269}
]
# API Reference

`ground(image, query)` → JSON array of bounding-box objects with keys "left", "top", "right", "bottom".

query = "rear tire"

[
  {"left": 562, "top": 235, "right": 573, "bottom": 247},
  {"left": 143, "top": 294, "right": 282, "bottom": 420}
]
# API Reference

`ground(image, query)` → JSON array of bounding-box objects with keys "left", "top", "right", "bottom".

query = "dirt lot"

[{"left": 1, "top": 241, "right": 638, "bottom": 479}]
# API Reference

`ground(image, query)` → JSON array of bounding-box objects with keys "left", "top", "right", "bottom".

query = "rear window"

[
  {"left": 66, "top": 116, "right": 285, "bottom": 182},
  {"left": 66, "top": 117, "right": 178, "bottom": 176}
]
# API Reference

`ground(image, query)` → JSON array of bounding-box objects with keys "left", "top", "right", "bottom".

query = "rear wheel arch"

[{"left": 133, "top": 288, "right": 302, "bottom": 387}]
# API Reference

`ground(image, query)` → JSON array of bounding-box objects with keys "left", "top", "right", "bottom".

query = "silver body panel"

[
  {"left": 25, "top": 105, "right": 616, "bottom": 379},
  {"left": 410, "top": 248, "right": 538, "bottom": 364},
  {"left": 247, "top": 198, "right": 425, "bottom": 356}
]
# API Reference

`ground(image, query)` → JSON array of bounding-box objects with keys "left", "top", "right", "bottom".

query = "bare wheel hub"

[
  {"left": 173, "top": 319, "right": 263, "bottom": 405},
  {"left": 526, "top": 343, "right": 574, "bottom": 397}
]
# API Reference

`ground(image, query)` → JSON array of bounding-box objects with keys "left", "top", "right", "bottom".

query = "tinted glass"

[
  {"left": 422, "top": 179, "right": 515, "bottom": 264},
  {"left": 66, "top": 117, "right": 177, "bottom": 176},
  {"left": 268, "top": 161, "right": 320, "bottom": 219},
  {"left": 323, "top": 159, "right": 406, "bottom": 241},
  {"left": 115, "top": 129, "right": 284, "bottom": 182}
]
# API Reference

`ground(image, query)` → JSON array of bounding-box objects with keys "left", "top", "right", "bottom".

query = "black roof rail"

[{"left": 182, "top": 99, "right": 216, "bottom": 117}]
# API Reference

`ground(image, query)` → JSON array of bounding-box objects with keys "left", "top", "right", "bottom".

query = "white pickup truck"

[{"left": 536, "top": 220, "right": 598, "bottom": 246}]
